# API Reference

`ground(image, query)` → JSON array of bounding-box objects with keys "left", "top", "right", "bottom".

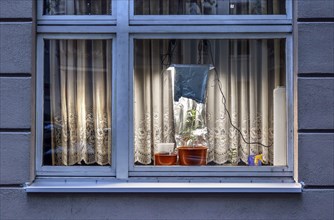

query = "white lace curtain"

[
  {"left": 134, "top": 39, "right": 285, "bottom": 165},
  {"left": 48, "top": 39, "right": 112, "bottom": 165},
  {"left": 44, "top": 0, "right": 111, "bottom": 15}
]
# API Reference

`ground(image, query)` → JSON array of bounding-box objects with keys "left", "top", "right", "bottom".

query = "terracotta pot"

[
  {"left": 154, "top": 153, "right": 177, "bottom": 166},
  {"left": 178, "top": 146, "right": 208, "bottom": 166}
]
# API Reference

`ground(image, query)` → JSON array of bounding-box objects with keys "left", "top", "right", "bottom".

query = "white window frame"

[{"left": 28, "top": 0, "right": 301, "bottom": 192}]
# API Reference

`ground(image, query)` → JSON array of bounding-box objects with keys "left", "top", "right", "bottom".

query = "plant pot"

[
  {"left": 178, "top": 146, "right": 208, "bottom": 166},
  {"left": 154, "top": 153, "right": 178, "bottom": 166}
]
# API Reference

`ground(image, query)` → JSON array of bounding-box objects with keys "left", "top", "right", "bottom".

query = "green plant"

[{"left": 181, "top": 108, "right": 203, "bottom": 147}]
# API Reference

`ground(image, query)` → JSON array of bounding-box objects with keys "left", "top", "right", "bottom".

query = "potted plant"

[
  {"left": 177, "top": 108, "right": 208, "bottom": 165},
  {"left": 154, "top": 143, "right": 177, "bottom": 166}
]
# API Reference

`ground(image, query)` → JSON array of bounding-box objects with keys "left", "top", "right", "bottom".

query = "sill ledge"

[{"left": 25, "top": 181, "right": 302, "bottom": 193}]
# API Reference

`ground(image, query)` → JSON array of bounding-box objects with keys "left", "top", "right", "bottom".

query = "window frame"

[
  {"left": 129, "top": 0, "right": 292, "bottom": 25},
  {"left": 35, "top": 34, "right": 117, "bottom": 177},
  {"left": 33, "top": 0, "right": 297, "bottom": 184},
  {"left": 128, "top": 33, "right": 294, "bottom": 179},
  {"left": 37, "top": 0, "right": 117, "bottom": 25}
]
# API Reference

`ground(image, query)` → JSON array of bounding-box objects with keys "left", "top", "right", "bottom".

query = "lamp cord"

[
  {"left": 207, "top": 40, "right": 271, "bottom": 148},
  {"left": 161, "top": 40, "right": 177, "bottom": 68}
]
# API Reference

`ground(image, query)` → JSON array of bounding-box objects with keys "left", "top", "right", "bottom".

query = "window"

[
  {"left": 36, "top": 0, "right": 116, "bottom": 176},
  {"left": 43, "top": 39, "right": 112, "bottom": 167},
  {"left": 33, "top": 0, "right": 297, "bottom": 191},
  {"left": 133, "top": 38, "right": 286, "bottom": 167},
  {"left": 134, "top": 0, "right": 286, "bottom": 15},
  {"left": 43, "top": 0, "right": 112, "bottom": 15}
]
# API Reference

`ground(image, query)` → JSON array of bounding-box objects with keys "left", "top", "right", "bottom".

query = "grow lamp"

[
  {"left": 167, "top": 64, "right": 214, "bottom": 104},
  {"left": 167, "top": 64, "right": 215, "bottom": 71}
]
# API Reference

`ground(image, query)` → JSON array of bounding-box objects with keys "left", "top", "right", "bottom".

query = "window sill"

[{"left": 25, "top": 180, "right": 302, "bottom": 193}]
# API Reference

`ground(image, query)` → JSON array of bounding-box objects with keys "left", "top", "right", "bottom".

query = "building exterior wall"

[{"left": 0, "top": 0, "right": 333, "bottom": 219}]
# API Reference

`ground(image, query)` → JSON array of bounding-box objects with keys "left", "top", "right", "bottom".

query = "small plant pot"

[
  {"left": 178, "top": 146, "right": 208, "bottom": 166},
  {"left": 154, "top": 153, "right": 178, "bottom": 166}
]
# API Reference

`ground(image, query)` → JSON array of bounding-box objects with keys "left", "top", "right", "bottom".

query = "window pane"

[
  {"left": 43, "top": 39, "right": 112, "bottom": 166},
  {"left": 44, "top": 0, "right": 112, "bottom": 15},
  {"left": 134, "top": 39, "right": 286, "bottom": 167},
  {"left": 135, "top": 0, "right": 285, "bottom": 15}
]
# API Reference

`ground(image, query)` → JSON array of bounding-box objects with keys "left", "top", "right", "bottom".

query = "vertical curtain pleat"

[
  {"left": 151, "top": 40, "right": 163, "bottom": 155},
  {"left": 134, "top": 40, "right": 152, "bottom": 164},
  {"left": 249, "top": 40, "right": 259, "bottom": 156},
  {"left": 261, "top": 0, "right": 268, "bottom": 14},
  {"left": 273, "top": 0, "right": 279, "bottom": 14},
  {"left": 106, "top": 40, "right": 112, "bottom": 164},
  {"left": 248, "top": 0, "right": 256, "bottom": 14},
  {"left": 76, "top": 40, "right": 89, "bottom": 164},
  {"left": 59, "top": 41, "right": 69, "bottom": 165},
  {"left": 76, "top": 0, "right": 87, "bottom": 15},
  {"left": 91, "top": 0, "right": 102, "bottom": 14},
  {"left": 65, "top": 0, "right": 75, "bottom": 14},
  {"left": 163, "top": 40, "right": 175, "bottom": 145},
  {"left": 240, "top": 40, "right": 250, "bottom": 164},
  {"left": 229, "top": 40, "right": 239, "bottom": 164},
  {"left": 143, "top": 0, "right": 150, "bottom": 15},
  {"left": 162, "top": 0, "right": 170, "bottom": 15},
  {"left": 274, "top": 39, "right": 281, "bottom": 88},
  {"left": 66, "top": 40, "right": 78, "bottom": 165},
  {"left": 50, "top": 40, "right": 61, "bottom": 165},
  {"left": 260, "top": 39, "right": 269, "bottom": 162},
  {"left": 207, "top": 41, "right": 231, "bottom": 164},
  {"left": 92, "top": 40, "right": 109, "bottom": 164}
]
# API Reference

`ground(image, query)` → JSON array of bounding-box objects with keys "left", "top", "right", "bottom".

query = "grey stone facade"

[{"left": 1, "top": 0, "right": 333, "bottom": 219}]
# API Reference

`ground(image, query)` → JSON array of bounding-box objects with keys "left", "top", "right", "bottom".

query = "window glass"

[
  {"left": 43, "top": 39, "right": 112, "bottom": 166},
  {"left": 44, "top": 0, "right": 112, "bottom": 15},
  {"left": 134, "top": 0, "right": 286, "bottom": 15},
  {"left": 134, "top": 39, "right": 286, "bottom": 167}
]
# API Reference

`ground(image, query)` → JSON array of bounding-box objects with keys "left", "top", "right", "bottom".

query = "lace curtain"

[
  {"left": 134, "top": 39, "right": 285, "bottom": 165},
  {"left": 47, "top": 39, "right": 112, "bottom": 165},
  {"left": 134, "top": 40, "right": 175, "bottom": 164},
  {"left": 44, "top": 0, "right": 111, "bottom": 15},
  {"left": 206, "top": 39, "right": 285, "bottom": 165}
]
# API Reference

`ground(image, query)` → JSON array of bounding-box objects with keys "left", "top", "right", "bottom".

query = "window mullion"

[
  {"left": 115, "top": 0, "right": 130, "bottom": 179},
  {"left": 286, "top": 0, "right": 293, "bottom": 20}
]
